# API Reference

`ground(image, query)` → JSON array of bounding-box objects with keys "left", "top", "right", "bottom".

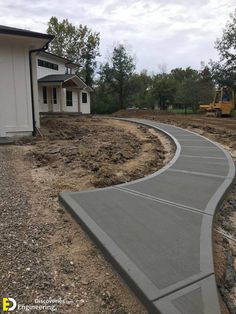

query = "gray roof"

[
  {"left": 39, "top": 51, "right": 80, "bottom": 68},
  {"left": 0, "top": 25, "right": 54, "bottom": 40},
  {"left": 38, "top": 74, "right": 94, "bottom": 92},
  {"left": 38, "top": 74, "right": 75, "bottom": 83}
]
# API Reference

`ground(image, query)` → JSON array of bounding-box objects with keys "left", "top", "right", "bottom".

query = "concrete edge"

[
  {"left": 58, "top": 118, "right": 235, "bottom": 313},
  {"left": 58, "top": 191, "right": 161, "bottom": 313},
  {"left": 153, "top": 275, "right": 221, "bottom": 314},
  {"left": 59, "top": 190, "right": 214, "bottom": 309},
  {"left": 111, "top": 118, "right": 182, "bottom": 187}
]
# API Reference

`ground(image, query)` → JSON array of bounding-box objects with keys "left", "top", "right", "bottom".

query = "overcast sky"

[{"left": 0, "top": 0, "right": 235, "bottom": 72}]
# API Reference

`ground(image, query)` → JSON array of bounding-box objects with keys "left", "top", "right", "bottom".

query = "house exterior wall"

[
  {"left": 31, "top": 53, "right": 40, "bottom": 128},
  {"left": 80, "top": 91, "right": 91, "bottom": 114},
  {"left": 0, "top": 43, "right": 33, "bottom": 137},
  {"left": 63, "top": 88, "right": 78, "bottom": 112},
  {"left": 37, "top": 55, "right": 66, "bottom": 79},
  {"left": 39, "top": 86, "right": 81, "bottom": 113},
  {"left": 36, "top": 55, "right": 75, "bottom": 79},
  {"left": 38, "top": 85, "right": 47, "bottom": 112},
  {"left": 37, "top": 53, "right": 91, "bottom": 115},
  {"left": 39, "top": 85, "right": 61, "bottom": 112}
]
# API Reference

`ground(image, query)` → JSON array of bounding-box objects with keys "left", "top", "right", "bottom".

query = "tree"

[
  {"left": 210, "top": 10, "right": 236, "bottom": 90},
  {"left": 175, "top": 78, "right": 198, "bottom": 112},
  {"left": 47, "top": 16, "right": 100, "bottom": 85},
  {"left": 110, "top": 44, "right": 135, "bottom": 109},
  {"left": 151, "top": 74, "right": 177, "bottom": 110},
  {"left": 215, "top": 9, "right": 236, "bottom": 67},
  {"left": 91, "top": 62, "right": 120, "bottom": 114},
  {"left": 175, "top": 77, "right": 214, "bottom": 113},
  {"left": 92, "top": 44, "right": 135, "bottom": 112},
  {"left": 127, "top": 70, "right": 152, "bottom": 108},
  {"left": 210, "top": 60, "right": 236, "bottom": 89},
  {"left": 171, "top": 67, "right": 198, "bottom": 82}
]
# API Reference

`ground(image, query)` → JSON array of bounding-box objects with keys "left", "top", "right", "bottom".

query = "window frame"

[
  {"left": 53, "top": 87, "right": 57, "bottom": 104},
  {"left": 43, "top": 86, "right": 47, "bottom": 104},
  {"left": 82, "top": 92, "right": 88, "bottom": 104},
  {"left": 66, "top": 90, "right": 73, "bottom": 107},
  {"left": 38, "top": 59, "right": 58, "bottom": 71}
]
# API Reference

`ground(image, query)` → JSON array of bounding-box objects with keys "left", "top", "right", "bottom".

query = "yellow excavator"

[{"left": 199, "top": 87, "right": 235, "bottom": 117}]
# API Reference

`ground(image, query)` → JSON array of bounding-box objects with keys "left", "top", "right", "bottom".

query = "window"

[
  {"left": 82, "top": 92, "right": 87, "bottom": 103},
  {"left": 65, "top": 67, "right": 72, "bottom": 74},
  {"left": 38, "top": 59, "right": 58, "bottom": 71},
  {"left": 53, "top": 88, "right": 57, "bottom": 104},
  {"left": 43, "top": 86, "right": 47, "bottom": 104},
  {"left": 66, "top": 90, "right": 73, "bottom": 106}
]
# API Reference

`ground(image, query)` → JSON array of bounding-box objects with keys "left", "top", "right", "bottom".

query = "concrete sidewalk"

[{"left": 59, "top": 119, "right": 235, "bottom": 314}]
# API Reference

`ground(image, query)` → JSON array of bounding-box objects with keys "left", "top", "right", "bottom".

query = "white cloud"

[{"left": 0, "top": 0, "right": 235, "bottom": 71}]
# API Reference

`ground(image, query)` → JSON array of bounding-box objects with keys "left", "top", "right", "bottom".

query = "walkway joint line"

[
  {"left": 167, "top": 168, "right": 227, "bottom": 179},
  {"left": 151, "top": 272, "right": 214, "bottom": 302},
  {"left": 114, "top": 186, "right": 213, "bottom": 216},
  {"left": 59, "top": 118, "right": 235, "bottom": 314},
  {"left": 180, "top": 154, "right": 226, "bottom": 160}
]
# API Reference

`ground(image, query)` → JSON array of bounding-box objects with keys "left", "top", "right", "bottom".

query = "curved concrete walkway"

[{"left": 59, "top": 118, "right": 235, "bottom": 314}]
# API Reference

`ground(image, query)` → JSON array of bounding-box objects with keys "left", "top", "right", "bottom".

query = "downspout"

[{"left": 29, "top": 43, "right": 49, "bottom": 136}]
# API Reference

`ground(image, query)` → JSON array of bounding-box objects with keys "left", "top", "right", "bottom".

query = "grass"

[
  {"left": 167, "top": 108, "right": 195, "bottom": 114},
  {"left": 167, "top": 108, "right": 236, "bottom": 117}
]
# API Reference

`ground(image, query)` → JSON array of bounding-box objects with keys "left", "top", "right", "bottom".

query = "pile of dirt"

[{"left": 21, "top": 116, "right": 172, "bottom": 191}]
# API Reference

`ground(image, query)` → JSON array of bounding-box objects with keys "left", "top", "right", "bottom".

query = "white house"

[
  {"left": 37, "top": 51, "right": 92, "bottom": 114},
  {"left": 0, "top": 25, "right": 92, "bottom": 138}
]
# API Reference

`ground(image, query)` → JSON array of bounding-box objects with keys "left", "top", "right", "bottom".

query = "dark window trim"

[
  {"left": 65, "top": 67, "right": 72, "bottom": 74},
  {"left": 38, "top": 59, "right": 58, "bottom": 71},
  {"left": 66, "top": 90, "right": 73, "bottom": 107},
  {"left": 43, "top": 86, "right": 47, "bottom": 104},
  {"left": 82, "top": 92, "right": 88, "bottom": 104},
  {"left": 53, "top": 88, "right": 57, "bottom": 104}
]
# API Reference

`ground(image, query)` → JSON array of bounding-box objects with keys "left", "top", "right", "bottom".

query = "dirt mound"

[{"left": 23, "top": 116, "right": 171, "bottom": 191}]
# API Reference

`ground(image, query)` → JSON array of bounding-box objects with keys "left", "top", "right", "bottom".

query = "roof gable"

[{"left": 38, "top": 74, "right": 93, "bottom": 91}]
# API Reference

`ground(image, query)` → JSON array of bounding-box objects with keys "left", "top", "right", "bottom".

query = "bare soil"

[
  {"left": 3, "top": 111, "right": 235, "bottom": 313},
  {"left": 114, "top": 110, "right": 236, "bottom": 314},
  {"left": 1, "top": 116, "right": 174, "bottom": 313}
]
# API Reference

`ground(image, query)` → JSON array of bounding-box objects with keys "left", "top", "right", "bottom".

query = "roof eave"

[{"left": 0, "top": 28, "right": 54, "bottom": 41}]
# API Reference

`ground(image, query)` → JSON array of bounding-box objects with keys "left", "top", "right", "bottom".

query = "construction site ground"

[
  {"left": 113, "top": 110, "right": 236, "bottom": 314},
  {"left": 1, "top": 113, "right": 235, "bottom": 313}
]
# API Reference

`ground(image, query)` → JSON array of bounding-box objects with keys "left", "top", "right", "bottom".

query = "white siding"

[
  {"left": 53, "top": 88, "right": 60, "bottom": 112},
  {"left": 63, "top": 88, "right": 78, "bottom": 112},
  {"left": 38, "top": 86, "right": 91, "bottom": 114},
  {"left": 36, "top": 53, "right": 91, "bottom": 115},
  {"left": 0, "top": 44, "right": 33, "bottom": 136},
  {"left": 36, "top": 55, "right": 66, "bottom": 79},
  {"left": 38, "top": 85, "right": 48, "bottom": 112},
  {"left": 39, "top": 86, "right": 60, "bottom": 112},
  {"left": 80, "top": 91, "right": 91, "bottom": 114},
  {"left": 31, "top": 53, "right": 40, "bottom": 128}
]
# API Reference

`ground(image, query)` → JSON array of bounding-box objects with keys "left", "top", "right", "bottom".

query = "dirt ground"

[
  {"left": 2, "top": 112, "right": 235, "bottom": 313},
  {"left": 1, "top": 116, "right": 174, "bottom": 313},
  {"left": 114, "top": 110, "right": 236, "bottom": 314},
  {"left": 113, "top": 110, "right": 236, "bottom": 155}
]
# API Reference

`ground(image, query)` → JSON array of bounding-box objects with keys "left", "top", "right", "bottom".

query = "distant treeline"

[{"left": 46, "top": 10, "right": 236, "bottom": 113}]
